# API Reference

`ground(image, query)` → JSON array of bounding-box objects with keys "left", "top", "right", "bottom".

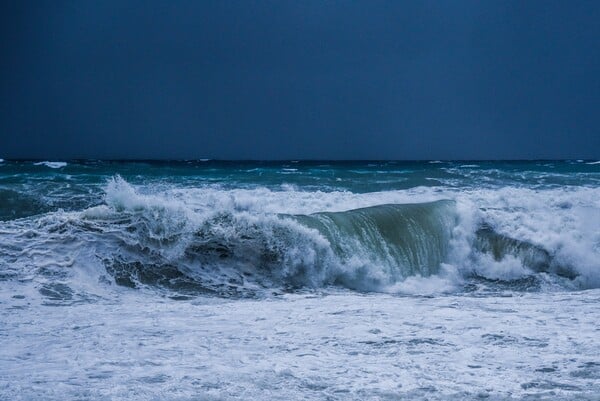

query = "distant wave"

[
  {"left": 586, "top": 160, "right": 600, "bottom": 165},
  {"left": 34, "top": 161, "right": 68, "bottom": 168}
]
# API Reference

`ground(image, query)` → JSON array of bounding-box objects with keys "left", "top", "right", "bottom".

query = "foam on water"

[
  {"left": 1, "top": 162, "right": 599, "bottom": 400},
  {"left": 2, "top": 289, "right": 599, "bottom": 400}
]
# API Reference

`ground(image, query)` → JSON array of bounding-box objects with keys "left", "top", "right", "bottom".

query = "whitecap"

[{"left": 34, "top": 161, "right": 67, "bottom": 169}]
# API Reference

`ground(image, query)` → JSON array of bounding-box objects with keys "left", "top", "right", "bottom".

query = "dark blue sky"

[{"left": 1, "top": 1, "right": 599, "bottom": 159}]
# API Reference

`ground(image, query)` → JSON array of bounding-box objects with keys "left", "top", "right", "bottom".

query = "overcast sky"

[{"left": 1, "top": 1, "right": 599, "bottom": 160}]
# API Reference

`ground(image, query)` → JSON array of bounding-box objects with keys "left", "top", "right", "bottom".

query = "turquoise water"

[
  {"left": 1, "top": 160, "right": 599, "bottom": 219},
  {"left": 1, "top": 159, "right": 599, "bottom": 400}
]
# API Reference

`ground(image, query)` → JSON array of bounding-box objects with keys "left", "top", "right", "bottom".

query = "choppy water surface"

[{"left": 1, "top": 160, "right": 599, "bottom": 400}]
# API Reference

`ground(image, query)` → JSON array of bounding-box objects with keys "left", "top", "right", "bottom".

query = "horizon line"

[{"left": 1, "top": 158, "right": 597, "bottom": 163}]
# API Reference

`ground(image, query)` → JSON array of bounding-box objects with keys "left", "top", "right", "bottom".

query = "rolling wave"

[
  {"left": 0, "top": 176, "right": 598, "bottom": 298},
  {"left": 87, "top": 185, "right": 458, "bottom": 294}
]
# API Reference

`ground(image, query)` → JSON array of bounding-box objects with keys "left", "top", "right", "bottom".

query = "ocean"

[{"left": 1, "top": 159, "right": 599, "bottom": 400}]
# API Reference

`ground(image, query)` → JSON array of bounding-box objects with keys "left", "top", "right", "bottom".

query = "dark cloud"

[{"left": 1, "top": 1, "right": 599, "bottom": 159}]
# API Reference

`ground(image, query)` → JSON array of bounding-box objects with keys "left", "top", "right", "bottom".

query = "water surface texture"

[{"left": 1, "top": 160, "right": 599, "bottom": 400}]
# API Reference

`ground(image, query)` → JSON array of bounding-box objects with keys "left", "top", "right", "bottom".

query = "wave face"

[
  {"left": 0, "top": 161, "right": 599, "bottom": 299},
  {"left": 293, "top": 202, "right": 456, "bottom": 289}
]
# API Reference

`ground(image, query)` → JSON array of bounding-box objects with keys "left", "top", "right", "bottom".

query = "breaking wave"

[
  {"left": 1, "top": 176, "right": 599, "bottom": 298},
  {"left": 82, "top": 177, "right": 459, "bottom": 294}
]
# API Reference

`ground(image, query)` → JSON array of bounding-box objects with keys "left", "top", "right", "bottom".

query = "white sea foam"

[
  {"left": 2, "top": 173, "right": 600, "bottom": 400},
  {"left": 34, "top": 161, "right": 68, "bottom": 168},
  {"left": 1, "top": 287, "right": 598, "bottom": 400},
  {"left": 475, "top": 254, "right": 533, "bottom": 280},
  {"left": 384, "top": 264, "right": 461, "bottom": 295},
  {"left": 461, "top": 186, "right": 600, "bottom": 288},
  {"left": 586, "top": 160, "right": 600, "bottom": 165}
]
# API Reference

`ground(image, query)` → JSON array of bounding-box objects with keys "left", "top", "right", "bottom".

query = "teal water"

[
  {"left": 1, "top": 159, "right": 600, "bottom": 400},
  {"left": 1, "top": 160, "right": 599, "bottom": 221},
  {"left": 0, "top": 158, "right": 598, "bottom": 294}
]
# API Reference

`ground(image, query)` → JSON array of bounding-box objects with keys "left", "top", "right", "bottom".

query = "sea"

[{"left": 1, "top": 159, "right": 599, "bottom": 400}]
